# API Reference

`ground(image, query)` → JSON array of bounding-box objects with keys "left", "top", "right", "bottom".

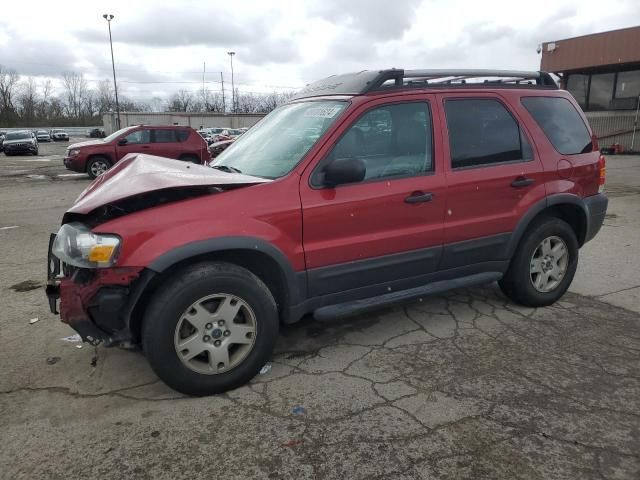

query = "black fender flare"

[
  {"left": 147, "top": 236, "right": 306, "bottom": 304},
  {"left": 505, "top": 194, "right": 588, "bottom": 258}
]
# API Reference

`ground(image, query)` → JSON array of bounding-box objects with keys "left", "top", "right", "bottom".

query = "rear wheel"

[
  {"left": 142, "top": 262, "right": 278, "bottom": 395},
  {"left": 86, "top": 156, "right": 111, "bottom": 179},
  {"left": 499, "top": 216, "right": 578, "bottom": 307}
]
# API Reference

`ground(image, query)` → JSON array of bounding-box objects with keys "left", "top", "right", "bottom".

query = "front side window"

[
  {"left": 521, "top": 97, "right": 592, "bottom": 155},
  {"left": 321, "top": 102, "right": 433, "bottom": 182},
  {"left": 123, "top": 129, "right": 151, "bottom": 145},
  {"left": 445, "top": 99, "right": 532, "bottom": 169},
  {"left": 153, "top": 129, "right": 175, "bottom": 143},
  {"left": 213, "top": 100, "right": 347, "bottom": 178}
]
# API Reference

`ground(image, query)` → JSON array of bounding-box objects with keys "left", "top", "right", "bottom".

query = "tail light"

[{"left": 597, "top": 154, "right": 606, "bottom": 193}]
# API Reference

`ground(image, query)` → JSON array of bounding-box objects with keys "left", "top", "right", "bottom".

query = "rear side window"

[
  {"left": 153, "top": 129, "right": 176, "bottom": 143},
  {"left": 445, "top": 99, "right": 532, "bottom": 169},
  {"left": 176, "top": 130, "right": 190, "bottom": 142},
  {"left": 521, "top": 97, "right": 592, "bottom": 155}
]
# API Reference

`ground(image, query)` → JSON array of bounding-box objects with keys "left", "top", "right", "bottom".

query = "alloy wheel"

[
  {"left": 173, "top": 293, "right": 257, "bottom": 374},
  {"left": 530, "top": 235, "right": 569, "bottom": 293}
]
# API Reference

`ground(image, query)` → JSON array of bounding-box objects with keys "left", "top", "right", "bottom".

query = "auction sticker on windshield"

[{"left": 304, "top": 105, "right": 343, "bottom": 118}]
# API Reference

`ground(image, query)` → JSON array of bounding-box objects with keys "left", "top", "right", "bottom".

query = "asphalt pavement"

[{"left": 1, "top": 144, "right": 639, "bottom": 479}]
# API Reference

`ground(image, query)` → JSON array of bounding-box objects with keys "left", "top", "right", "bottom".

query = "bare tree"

[
  {"left": 17, "top": 77, "right": 39, "bottom": 121},
  {"left": 0, "top": 65, "right": 20, "bottom": 123},
  {"left": 166, "top": 89, "right": 193, "bottom": 112},
  {"left": 96, "top": 80, "right": 115, "bottom": 114},
  {"left": 37, "top": 79, "right": 53, "bottom": 119},
  {"left": 62, "top": 71, "right": 88, "bottom": 118}
]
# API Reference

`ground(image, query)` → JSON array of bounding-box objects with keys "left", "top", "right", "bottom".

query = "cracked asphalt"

[{"left": 1, "top": 146, "right": 639, "bottom": 479}]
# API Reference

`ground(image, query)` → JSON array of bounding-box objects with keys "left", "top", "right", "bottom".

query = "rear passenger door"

[
  {"left": 439, "top": 94, "right": 546, "bottom": 269},
  {"left": 150, "top": 129, "right": 179, "bottom": 158}
]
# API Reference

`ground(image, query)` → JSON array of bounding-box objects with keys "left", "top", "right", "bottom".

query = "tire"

[
  {"left": 142, "top": 262, "right": 279, "bottom": 396},
  {"left": 499, "top": 216, "right": 578, "bottom": 307},
  {"left": 179, "top": 154, "right": 201, "bottom": 164},
  {"left": 86, "top": 156, "right": 111, "bottom": 179}
]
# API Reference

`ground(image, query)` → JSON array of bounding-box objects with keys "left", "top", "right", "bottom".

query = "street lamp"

[
  {"left": 227, "top": 51, "right": 236, "bottom": 113},
  {"left": 103, "top": 14, "right": 121, "bottom": 130}
]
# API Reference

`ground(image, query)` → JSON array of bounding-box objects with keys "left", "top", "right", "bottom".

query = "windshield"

[
  {"left": 5, "top": 131, "right": 30, "bottom": 140},
  {"left": 213, "top": 100, "right": 347, "bottom": 178},
  {"left": 104, "top": 126, "right": 136, "bottom": 143},
  {"left": 37, "top": 130, "right": 48, "bottom": 134}
]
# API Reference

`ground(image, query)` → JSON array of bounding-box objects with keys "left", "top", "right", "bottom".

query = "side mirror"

[
  {"left": 323, "top": 157, "right": 366, "bottom": 187},
  {"left": 117, "top": 138, "right": 128, "bottom": 146}
]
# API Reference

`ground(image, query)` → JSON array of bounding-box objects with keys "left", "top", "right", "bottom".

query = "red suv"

[
  {"left": 47, "top": 69, "right": 608, "bottom": 395},
  {"left": 63, "top": 125, "right": 210, "bottom": 179}
]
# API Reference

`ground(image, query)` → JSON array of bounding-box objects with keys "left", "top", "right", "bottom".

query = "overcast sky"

[{"left": 1, "top": 0, "right": 638, "bottom": 101}]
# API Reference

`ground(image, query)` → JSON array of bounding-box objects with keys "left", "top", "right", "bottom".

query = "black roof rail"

[{"left": 292, "top": 68, "right": 558, "bottom": 99}]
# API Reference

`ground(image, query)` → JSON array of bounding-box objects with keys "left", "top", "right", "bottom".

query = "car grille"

[{"left": 8, "top": 143, "right": 28, "bottom": 148}]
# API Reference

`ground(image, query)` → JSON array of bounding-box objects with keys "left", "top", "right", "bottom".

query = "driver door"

[
  {"left": 299, "top": 97, "right": 446, "bottom": 297},
  {"left": 115, "top": 128, "right": 152, "bottom": 160}
]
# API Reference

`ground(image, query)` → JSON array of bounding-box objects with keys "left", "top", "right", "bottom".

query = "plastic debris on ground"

[
  {"left": 280, "top": 439, "right": 304, "bottom": 448},
  {"left": 61, "top": 334, "right": 82, "bottom": 342},
  {"left": 292, "top": 406, "right": 306, "bottom": 416},
  {"left": 259, "top": 364, "right": 272, "bottom": 375},
  {"left": 29, "top": 317, "right": 40, "bottom": 324},
  {"left": 46, "top": 356, "right": 61, "bottom": 365},
  {"left": 75, "top": 345, "right": 83, "bottom": 349}
]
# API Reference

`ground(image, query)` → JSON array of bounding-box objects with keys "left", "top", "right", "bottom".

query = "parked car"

[
  {"left": 63, "top": 125, "right": 210, "bottom": 179},
  {"left": 36, "top": 130, "right": 52, "bottom": 142},
  {"left": 88, "top": 128, "right": 106, "bottom": 138},
  {"left": 51, "top": 129, "right": 69, "bottom": 142},
  {"left": 3, "top": 130, "right": 38, "bottom": 156},
  {"left": 0, "top": 131, "right": 5, "bottom": 152},
  {"left": 208, "top": 138, "right": 235, "bottom": 160},
  {"left": 47, "top": 68, "right": 607, "bottom": 396}
]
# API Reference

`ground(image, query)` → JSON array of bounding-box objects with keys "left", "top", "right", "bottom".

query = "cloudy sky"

[{"left": 1, "top": 0, "right": 638, "bottom": 102}]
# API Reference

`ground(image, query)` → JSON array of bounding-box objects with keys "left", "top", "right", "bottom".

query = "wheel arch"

[
  {"left": 86, "top": 153, "right": 113, "bottom": 171},
  {"left": 507, "top": 194, "right": 588, "bottom": 258},
  {"left": 128, "top": 238, "right": 306, "bottom": 341}
]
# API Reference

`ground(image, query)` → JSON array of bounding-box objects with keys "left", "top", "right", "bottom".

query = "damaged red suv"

[
  {"left": 47, "top": 69, "right": 607, "bottom": 395},
  {"left": 64, "top": 125, "right": 210, "bottom": 179}
]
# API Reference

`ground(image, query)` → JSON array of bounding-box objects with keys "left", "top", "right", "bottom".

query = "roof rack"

[{"left": 292, "top": 69, "right": 558, "bottom": 99}]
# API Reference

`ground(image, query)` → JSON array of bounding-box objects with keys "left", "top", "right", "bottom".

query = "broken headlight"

[{"left": 52, "top": 222, "right": 121, "bottom": 268}]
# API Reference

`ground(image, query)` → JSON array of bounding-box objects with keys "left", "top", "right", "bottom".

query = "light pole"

[
  {"left": 227, "top": 51, "right": 236, "bottom": 113},
  {"left": 103, "top": 14, "right": 121, "bottom": 130}
]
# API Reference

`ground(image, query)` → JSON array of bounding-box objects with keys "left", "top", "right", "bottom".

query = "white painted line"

[
  {"left": 0, "top": 226, "right": 19, "bottom": 230},
  {"left": 22, "top": 159, "right": 53, "bottom": 162},
  {"left": 57, "top": 173, "right": 87, "bottom": 177}
]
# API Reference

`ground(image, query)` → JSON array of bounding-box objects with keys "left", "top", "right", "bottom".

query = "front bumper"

[
  {"left": 5, "top": 144, "right": 37, "bottom": 154},
  {"left": 63, "top": 156, "right": 84, "bottom": 172},
  {"left": 47, "top": 233, "right": 152, "bottom": 346},
  {"left": 584, "top": 193, "right": 608, "bottom": 244}
]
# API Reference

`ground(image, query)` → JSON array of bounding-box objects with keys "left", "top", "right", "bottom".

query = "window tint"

[
  {"left": 521, "top": 97, "right": 592, "bottom": 155},
  {"left": 445, "top": 99, "right": 531, "bottom": 169},
  {"left": 176, "top": 130, "right": 190, "bottom": 142},
  {"left": 566, "top": 74, "right": 588, "bottom": 109},
  {"left": 153, "top": 129, "right": 175, "bottom": 143},
  {"left": 324, "top": 102, "right": 432, "bottom": 182},
  {"left": 123, "top": 129, "right": 150, "bottom": 144},
  {"left": 588, "top": 73, "right": 615, "bottom": 111}
]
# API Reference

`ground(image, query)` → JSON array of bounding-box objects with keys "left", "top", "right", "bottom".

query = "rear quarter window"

[{"left": 521, "top": 97, "right": 592, "bottom": 155}]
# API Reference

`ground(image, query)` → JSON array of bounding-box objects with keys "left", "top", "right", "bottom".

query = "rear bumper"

[{"left": 584, "top": 193, "right": 608, "bottom": 244}]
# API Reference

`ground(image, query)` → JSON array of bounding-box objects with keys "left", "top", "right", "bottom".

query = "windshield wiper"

[{"left": 210, "top": 165, "right": 242, "bottom": 174}]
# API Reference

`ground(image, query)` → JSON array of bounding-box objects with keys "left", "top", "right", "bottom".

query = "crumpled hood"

[
  {"left": 69, "top": 153, "right": 271, "bottom": 214},
  {"left": 68, "top": 139, "right": 106, "bottom": 149}
]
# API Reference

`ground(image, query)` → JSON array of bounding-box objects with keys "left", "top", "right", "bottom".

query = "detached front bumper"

[{"left": 47, "top": 234, "right": 153, "bottom": 346}]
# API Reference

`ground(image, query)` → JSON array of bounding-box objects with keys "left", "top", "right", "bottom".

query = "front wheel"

[
  {"left": 86, "top": 156, "right": 111, "bottom": 179},
  {"left": 142, "top": 262, "right": 279, "bottom": 396},
  {"left": 499, "top": 216, "right": 579, "bottom": 307}
]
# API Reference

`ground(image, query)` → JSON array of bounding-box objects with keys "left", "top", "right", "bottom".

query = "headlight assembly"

[
  {"left": 68, "top": 149, "right": 81, "bottom": 156},
  {"left": 52, "top": 222, "right": 121, "bottom": 268}
]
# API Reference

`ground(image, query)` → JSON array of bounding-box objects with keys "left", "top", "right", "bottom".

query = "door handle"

[
  {"left": 511, "top": 176, "right": 534, "bottom": 188},
  {"left": 141, "top": 145, "right": 151, "bottom": 149},
  {"left": 405, "top": 191, "right": 433, "bottom": 204}
]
